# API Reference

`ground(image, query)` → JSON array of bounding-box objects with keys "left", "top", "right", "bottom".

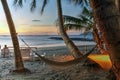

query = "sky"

[{"left": 0, "top": 0, "right": 81, "bottom": 35}]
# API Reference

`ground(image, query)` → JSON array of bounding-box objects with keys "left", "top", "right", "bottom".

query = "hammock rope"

[{"left": 19, "top": 35, "right": 97, "bottom": 66}]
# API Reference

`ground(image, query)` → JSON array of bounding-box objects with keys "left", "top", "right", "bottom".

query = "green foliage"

[
  {"left": 63, "top": 8, "right": 93, "bottom": 32},
  {"left": 13, "top": 0, "right": 49, "bottom": 15},
  {"left": 64, "top": 24, "right": 83, "bottom": 31},
  {"left": 63, "top": 0, "right": 93, "bottom": 33},
  {"left": 81, "top": 7, "right": 93, "bottom": 19},
  {"left": 13, "top": 0, "right": 24, "bottom": 7},
  {"left": 41, "top": 0, "right": 49, "bottom": 15},
  {"left": 69, "top": 0, "right": 89, "bottom": 6},
  {"left": 30, "top": 0, "right": 36, "bottom": 12},
  {"left": 64, "top": 15, "right": 83, "bottom": 24}
]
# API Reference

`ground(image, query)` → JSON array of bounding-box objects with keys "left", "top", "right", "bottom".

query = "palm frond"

[
  {"left": 69, "top": 0, "right": 88, "bottom": 6},
  {"left": 82, "top": 7, "right": 92, "bottom": 17},
  {"left": 63, "top": 14, "right": 93, "bottom": 32},
  {"left": 84, "top": 0, "right": 89, "bottom": 6},
  {"left": 13, "top": 0, "right": 23, "bottom": 7},
  {"left": 85, "top": 23, "right": 93, "bottom": 31},
  {"left": 19, "top": 0, "right": 23, "bottom": 7},
  {"left": 63, "top": 15, "right": 83, "bottom": 24},
  {"left": 64, "top": 24, "right": 85, "bottom": 31},
  {"left": 30, "top": 0, "right": 36, "bottom": 11},
  {"left": 13, "top": 0, "right": 18, "bottom": 5},
  {"left": 80, "top": 15, "right": 93, "bottom": 23},
  {"left": 13, "top": 0, "right": 27, "bottom": 7},
  {"left": 41, "top": 0, "right": 49, "bottom": 15}
]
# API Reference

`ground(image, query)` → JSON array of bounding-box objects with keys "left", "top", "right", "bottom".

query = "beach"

[
  {"left": 0, "top": 35, "right": 110, "bottom": 80},
  {"left": 0, "top": 59, "right": 108, "bottom": 80},
  {"left": 0, "top": 45, "right": 110, "bottom": 80}
]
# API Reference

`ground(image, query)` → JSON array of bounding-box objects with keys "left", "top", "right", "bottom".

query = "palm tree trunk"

[
  {"left": 93, "top": 23, "right": 105, "bottom": 54},
  {"left": 1, "top": 0, "right": 25, "bottom": 71},
  {"left": 115, "top": 0, "right": 120, "bottom": 11},
  {"left": 56, "top": 0, "right": 82, "bottom": 58},
  {"left": 90, "top": 0, "right": 120, "bottom": 80}
]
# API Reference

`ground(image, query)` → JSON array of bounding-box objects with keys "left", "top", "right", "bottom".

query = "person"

[{"left": 1, "top": 45, "right": 10, "bottom": 58}]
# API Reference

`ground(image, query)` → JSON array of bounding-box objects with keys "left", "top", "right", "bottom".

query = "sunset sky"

[{"left": 0, "top": 0, "right": 81, "bottom": 35}]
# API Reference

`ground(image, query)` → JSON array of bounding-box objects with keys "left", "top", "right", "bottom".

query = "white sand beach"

[{"left": 0, "top": 45, "right": 110, "bottom": 80}]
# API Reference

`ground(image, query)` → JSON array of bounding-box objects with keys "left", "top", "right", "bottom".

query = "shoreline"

[
  {"left": 7, "top": 44, "right": 98, "bottom": 56},
  {"left": 7, "top": 41, "right": 96, "bottom": 48}
]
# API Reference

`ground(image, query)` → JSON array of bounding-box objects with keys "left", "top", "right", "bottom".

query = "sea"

[{"left": 0, "top": 34, "right": 96, "bottom": 48}]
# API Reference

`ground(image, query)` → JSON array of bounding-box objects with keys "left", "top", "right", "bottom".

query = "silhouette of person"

[{"left": 2, "top": 45, "right": 10, "bottom": 58}]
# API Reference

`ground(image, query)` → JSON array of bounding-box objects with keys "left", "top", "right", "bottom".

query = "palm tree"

[
  {"left": 63, "top": 8, "right": 93, "bottom": 32},
  {"left": 63, "top": 8, "right": 105, "bottom": 54},
  {"left": 56, "top": 0, "right": 84, "bottom": 58},
  {"left": 1, "top": 0, "right": 27, "bottom": 73},
  {"left": 90, "top": 0, "right": 120, "bottom": 79},
  {"left": 57, "top": 0, "right": 106, "bottom": 57}
]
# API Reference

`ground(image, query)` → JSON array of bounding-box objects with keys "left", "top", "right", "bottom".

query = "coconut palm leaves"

[
  {"left": 13, "top": 0, "right": 23, "bottom": 7},
  {"left": 30, "top": 0, "right": 37, "bottom": 11},
  {"left": 63, "top": 15, "right": 84, "bottom": 31},
  {"left": 64, "top": 7, "right": 93, "bottom": 32},
  {"left": 41, "top": 0, "right": 49, "bottom": 14},
  {"left": 69, "top": 0, "right": 89, "bottom": 6},
  {"left": 13, "top": 0, "right": 49, "bottom": 14},
  {"left": 63, "top": 5, "right": 106, "bottom": 54}
]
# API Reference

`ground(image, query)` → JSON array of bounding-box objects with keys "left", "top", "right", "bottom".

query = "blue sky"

[{"left": 0, "top": 0, "right": 81, "bottom": 35}]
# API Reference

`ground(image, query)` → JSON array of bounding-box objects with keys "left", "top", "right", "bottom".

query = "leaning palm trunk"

[
  {"left": 56, "top": 0, "right": 82, "bottom": 58},
  {"left": 90, "top": 0, "right": 120, "bottom": 80},
  {"left": 1, "top": 0, "right": 25, "bottom": 71}
]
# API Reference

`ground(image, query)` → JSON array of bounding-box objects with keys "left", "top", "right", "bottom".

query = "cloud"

[{"left": 32, "top": 19, "right": 41, "bottom": 22}]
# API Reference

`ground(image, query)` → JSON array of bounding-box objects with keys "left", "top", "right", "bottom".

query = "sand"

[
  {"left": 0, "top": 45, "right": 110, "bottom": 80},
  {"left": 0, "top": 57, "right": 109, "bottom": 80}
]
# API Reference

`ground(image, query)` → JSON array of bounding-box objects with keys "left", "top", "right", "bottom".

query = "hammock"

[
  {"left": 19, "top": 36, "right": 97, "bottom": 66},
  {"left": 34, "top": 45, "right": 96, "bottom": 66}
]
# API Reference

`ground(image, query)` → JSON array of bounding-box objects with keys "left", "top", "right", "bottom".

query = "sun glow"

[
  {"left": 0, "top": 25, "right": 58, "bottom": 35},
  {"left": 18, "top": 26, "right": 58, "bottom": 35}
]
